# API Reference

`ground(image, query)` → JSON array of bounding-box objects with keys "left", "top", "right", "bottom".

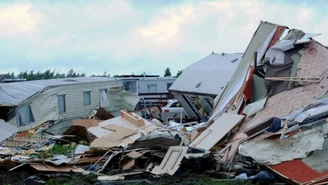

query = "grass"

[{"left": 39, "top": 144, "right": 75, "bottom": 158}]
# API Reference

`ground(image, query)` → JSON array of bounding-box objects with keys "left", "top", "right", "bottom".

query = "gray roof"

[
  {"left": 0, "top": 74, "right": 8, "bottom": 80},
  {"left": 0, "top": 77, "right": 119, "bottom": 106},
  {"left": 169, "top": 53, "right": 242, "bottom": 96}
]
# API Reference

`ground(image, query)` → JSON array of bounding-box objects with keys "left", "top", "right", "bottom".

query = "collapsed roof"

[{"left": 169, "top": 52, "right": 242, "bottom": 97}]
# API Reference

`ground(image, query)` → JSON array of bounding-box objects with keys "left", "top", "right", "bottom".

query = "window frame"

[
  {"left": 83, "top": 91, "right": 91, "bottom": 106},
  {"left": 58, "top": 94, "right": 66, "bottom": 114},
  {"left": 16, "top": 104, "right": 35, "bottom": 127}
]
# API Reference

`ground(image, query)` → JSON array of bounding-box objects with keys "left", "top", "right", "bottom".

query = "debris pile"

[{"left": 1, "top": 20, "right": 328, "bottom": 185}]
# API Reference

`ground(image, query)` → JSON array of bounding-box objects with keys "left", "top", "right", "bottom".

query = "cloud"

[
  {"left": 0, "top": 0, "right": 327, "bottom": 77},
  {"left": 0, "top": 3, "right": 42, "bottom": 38}
]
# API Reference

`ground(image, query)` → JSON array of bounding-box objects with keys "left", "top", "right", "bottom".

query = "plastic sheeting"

[{"left": 239, "top": 124, "right": 327, "bottom": 165}]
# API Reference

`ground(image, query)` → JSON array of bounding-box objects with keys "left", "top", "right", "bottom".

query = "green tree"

[
  {"left": 164, "top": 67, "right": 172, "bottom": 77},
  {"left": 27, "top": 70, "right": 35, "bottom": 81},
  {"left": 175, "top": 70, "right": 183, "bottom": 78}
]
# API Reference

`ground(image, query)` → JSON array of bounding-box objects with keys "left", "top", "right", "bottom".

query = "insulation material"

[{"left": 239, "top": 124, "right": 327, "bottom": 165}]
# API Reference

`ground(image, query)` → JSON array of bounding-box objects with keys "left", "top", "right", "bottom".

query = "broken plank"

[
  {"left": 189, "top": 113, "right": 244, "bottom": 150},
  {"left": 150, "top": 146, "right": 188, "bottom": 175},
  {"left": 120, "top": 110, "right": 145, "bottom": 127},
  {"left": 102, "top": 124, "right": 137, "bottom": 142}
]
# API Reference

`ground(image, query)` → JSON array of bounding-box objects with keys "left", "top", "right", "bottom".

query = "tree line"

[
  {"left": 6, "top": 69, "right": 89, "bottom": 81},
  {"left": 5, "top": 68, "right": 183, "bottom": 81},
  {"left": 164, "top": 67, "right": 183, "bottom": 78}
]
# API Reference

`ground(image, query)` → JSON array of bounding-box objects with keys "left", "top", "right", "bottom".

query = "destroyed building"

[
  {"left": 0, "top": 77, "right": 139, "bottom": 135},
  {"left": 169, "top": 52, "right": 242, "bottom": 122},
  {"left": 116, "top": 75, "right": 176, "bottom": 108},
  {"left": 205, "top": 21, "right": 328, "bottom": 184}
]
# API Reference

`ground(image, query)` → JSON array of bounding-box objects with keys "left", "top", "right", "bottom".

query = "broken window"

[
  {"left": 16, "top": 104, "right": 35, "bottom": 126},
  {"left": 58, "top": 94, "right": 66, "bottom": 114},
  {"left": 83, "top": 91, "right": 91, "bottom": 106},
  {"left": 99, "top": 89, "right": 110, "bottom": 107},
  {"left": 147, "top": 84, "right": 157, "bottom": 93},
  {"left": 123, "top": 81, "right": 137, "bottom": 93}
]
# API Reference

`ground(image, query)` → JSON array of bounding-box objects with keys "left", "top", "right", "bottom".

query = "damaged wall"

[
  {"left": 215, "top": 21, "right": 278, "bottom": 114},
  {"left": 7, "top": 80, "right": 123, "bottom": 133}
]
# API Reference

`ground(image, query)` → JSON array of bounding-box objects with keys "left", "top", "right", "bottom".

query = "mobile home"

[{"left": 0, "top": 77, "right": 139, "bottom": 134}]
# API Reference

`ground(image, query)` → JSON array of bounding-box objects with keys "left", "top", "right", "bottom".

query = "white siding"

[
  {"left": 9, "top": 80, "right": 122, "bottom": 134},
  {"left": 138, "top": 79, "right": 175, "bottom": 93}
]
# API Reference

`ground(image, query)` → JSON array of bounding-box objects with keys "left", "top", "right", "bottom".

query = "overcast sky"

[{"left": 0, "top": 0, "right": 327, "bottom": 76}]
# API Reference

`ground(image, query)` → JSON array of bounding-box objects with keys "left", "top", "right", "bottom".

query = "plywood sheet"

[
  {"left": 102, "top": 124, "right": 137, "bottom": 142},
  {"left": 122, "top": 160, "right": 135, "bottom": 170},
  {"left": 29, "top": 163, "right": 83, "bottom": 172},
  {"left": 297, "top": 42, "right": 328, "bottom": 78},
  {"left": 120, "top": 110, "right": 145, "bottom": 127},
  {"left": 90, "top": 138, "right": 121, "bottom": 148},
  {"left": 244, "top": 43, "right": 328, "bottom": 130},
  {"left": 73, "top": 119, "right": 101, "bottom": 129},
  {"left": 189, "top": 113, "right": 244, "bottom": 150},
  {"left": 126, "top": 151, "right": 142, "bottom": 159}
]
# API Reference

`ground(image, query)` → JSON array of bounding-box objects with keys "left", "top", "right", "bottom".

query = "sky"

[{"left": 0, "top": 0, "right": 327, "bottom": 77}]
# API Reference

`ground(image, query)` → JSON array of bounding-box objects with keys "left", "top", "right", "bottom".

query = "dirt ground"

[{"left": 0, "top": 170, "right": 253, "bottom": 185}]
